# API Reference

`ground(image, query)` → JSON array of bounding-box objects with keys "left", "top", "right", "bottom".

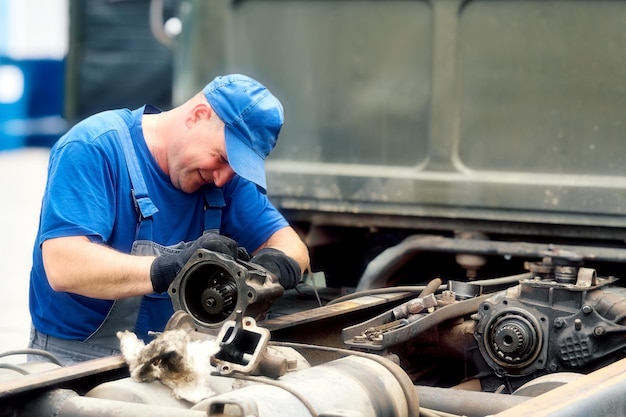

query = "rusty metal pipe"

[{"left": 418, "top": 277, "right": 443, "bottom": 298}]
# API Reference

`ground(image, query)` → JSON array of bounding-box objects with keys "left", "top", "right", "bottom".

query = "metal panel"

[
  {"left": 459, "top": 1, "right": 626, "bottom": 177},
  {"left": 173, "top": 0, "right": 626, "bottom": 232}
]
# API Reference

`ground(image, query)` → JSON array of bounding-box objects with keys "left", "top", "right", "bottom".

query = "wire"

[
  {"left": 0, "top": 348, "right": 63, "bottom": 366},
  {"left": 305, "top": 267, "right": 323, "bottom": 307},
  {"left": 225, "top": 373, "right": 319, "bottom": 417},
  {"left": 327, "top": 272, "right": 531, "bottom": 306},
  {"left": 0, "top": 363, "right": 30, "bottom": 375},
  {"left": 294, "top": 268, "right": 324, "bottom": 307},
  {"left": 326, "top": 285, "right": 447, "bottom": 306}
]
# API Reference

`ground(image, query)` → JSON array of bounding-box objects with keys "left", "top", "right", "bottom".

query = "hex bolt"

[
  {"left": 594, "top": 326, "right": 606, "bottom": 337},
  {"left": 582, "top": 305, "right": 592, "bottom": 314},
  {"left": 554, "top": 318, "right": 564, "bottom": 329}
]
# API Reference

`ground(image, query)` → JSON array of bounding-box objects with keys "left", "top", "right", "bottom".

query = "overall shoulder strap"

[
  {"left": 110, "top": 112, "right": 158, "bottom": 240},
  {"left": 204, "top": 186, "right": 224, "bottom": 233}
]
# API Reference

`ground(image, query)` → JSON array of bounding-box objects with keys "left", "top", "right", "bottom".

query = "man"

[{"left": 28, "top": 74, "right": 309, "bottom": 365}]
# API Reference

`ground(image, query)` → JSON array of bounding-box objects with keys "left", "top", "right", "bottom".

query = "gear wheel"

[
  {"left": 201, "top": 283, "right": 235, "bottom": 316},
  {"left": 483, "top": 308, "right": 542, "bottom": 370},
  {"left": 198, "top": 278, "right": 238, "bottom": 319}
]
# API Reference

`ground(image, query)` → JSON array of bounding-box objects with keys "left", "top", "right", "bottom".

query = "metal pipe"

[
  {"left": 3, "top": 388, "right": 206, "bottom": 417},
  {"left": 270, "top": 341, "right": 420, "bottom": 417},
  {"left": 490, "top": 357, "right": 626, "bottom": 417},
  {"left": 418, "top": 277, "right": 443, "bottom": 298},
  {"left": 415, "top": 385, "right": 531, "bottom": 417},
  {"left": 469, "top": 272, "right": 533, "bottom": 287},
  {"left": 356, "top": 234, "right": 626, "bottom": 290},
  {"left": 329, "top": 273, "right": 527, "bottom": 307}
]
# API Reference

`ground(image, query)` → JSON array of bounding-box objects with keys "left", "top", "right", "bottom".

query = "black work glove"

[
  {"left": 150, "top": 233, "right": 239, "bottom": 293},
  {"left": 252, "top": 248, "right": 301, "bottom": 289}
]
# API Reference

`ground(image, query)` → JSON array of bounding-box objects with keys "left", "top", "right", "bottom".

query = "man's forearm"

[
  {"left": 42, "top": 236, "right": 155, "bottom": 299},
  {"left": 256, "top": 226, "right": 310, "bottom": 273}
]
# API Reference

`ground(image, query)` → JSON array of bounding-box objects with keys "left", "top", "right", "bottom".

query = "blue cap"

[{"left": 203, "top": 74, "right": 284, "bottom": 191}]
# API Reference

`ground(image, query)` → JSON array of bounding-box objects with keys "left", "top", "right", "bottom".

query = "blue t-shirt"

[{"left": 29, "top": 106, "right": 288, "bottom": 340}]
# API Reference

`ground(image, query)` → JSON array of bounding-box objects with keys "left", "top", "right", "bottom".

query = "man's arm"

[
  {"left": 42, "top": 236, "right": 155, "bottom": 300},
  {"left": 254, "top": 226, "right": 310, "bottom": 273},
  {"left": 42, "top": 233, "right": 241, "bottom": 299}
]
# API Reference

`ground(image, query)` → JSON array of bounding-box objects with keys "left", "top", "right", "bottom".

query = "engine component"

[
  {"left": 168, "top": 249, "right": 284, "bottom": 333},
  {"left": 83, "top": 353, "right": 415, "bottom": 417},
  {"left": 473, "top": 257, "right": 626, "bottom": 383},
  {"left": 195, "top": 355, "right": 416, "bottom": 417},
  {"left": 476, "top": 305, "right": 545, "bottom": 374},
  {"left": 210, "top": 311, "right": 290, "bottom": 379},
  {"left": 83, "top": 314, "right": 418, "bottom": 417},
  {"left": 211, "top": 311, "right": 270, "bottom": 375},
  {"left": 343, "top": 292, "right": 489, "bottom": 349}
]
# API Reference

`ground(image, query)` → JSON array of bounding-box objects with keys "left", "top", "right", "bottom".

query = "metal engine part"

[
  {"left": 82, "top": 316, "right": 418, "bottom": 417},
  {"left": 210, "top": 311, "right": 292, "bottom": 379},
  {"left": 81, "top": 354, "right": 416, "bottom": 417},
  {"left": 473, "top": 257, "right": 626, "bottom": 383},
  {"left": 168, "top": 249, "right": 284, "bottom": 333},
  {"left": 196, "top": 354, "right": 416, "bottom": 417}
]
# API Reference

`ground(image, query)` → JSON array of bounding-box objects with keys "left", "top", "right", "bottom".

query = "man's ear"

[{"left": 186, "top": 103, "right": 212, "bottom": 127}]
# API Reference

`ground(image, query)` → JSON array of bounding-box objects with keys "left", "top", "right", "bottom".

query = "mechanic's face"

[{"left": 169, "top": 109, "right": 235, "bottom": 193}]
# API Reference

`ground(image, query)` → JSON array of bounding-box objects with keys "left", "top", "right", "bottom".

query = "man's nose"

[{"left": 213, "top": 167, "right": 235, "bottom": 187}]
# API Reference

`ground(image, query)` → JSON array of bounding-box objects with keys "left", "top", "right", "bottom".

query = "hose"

[{"left": 0, "top": 348, "right": 63, "bottom": 366}]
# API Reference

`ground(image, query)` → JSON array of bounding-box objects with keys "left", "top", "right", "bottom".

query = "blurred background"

[
  {"left": 0, "top": 0, "right": 68, "bottom": 357},
  {"left": 0, "top": 0, "right": 176, "bottom": 357}
]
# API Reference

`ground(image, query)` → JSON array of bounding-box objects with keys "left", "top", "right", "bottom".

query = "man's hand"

[
  {"left": 150, "top": 233, "right": 239, "bottom": 293},
  {"left": 252, "top": 248, "right": 301, "bottom": 289}
]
